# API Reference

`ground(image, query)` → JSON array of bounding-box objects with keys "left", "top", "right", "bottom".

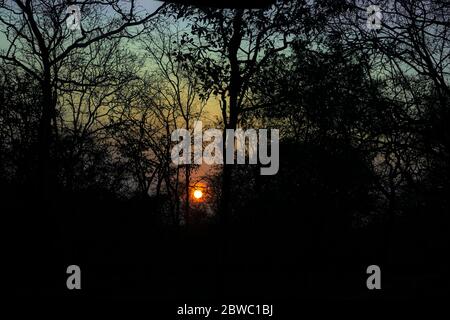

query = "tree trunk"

[
  {"left": 185, "top": 165, "right": 190, "bottom": 226},
  {"left": 219, "top": 9, "right": 244, "bottom": 225},
  {"left": 37, "top": 68, "right": 55, "bottom": 204}
]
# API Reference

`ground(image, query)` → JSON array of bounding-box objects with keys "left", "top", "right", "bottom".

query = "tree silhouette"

[
  {"left": 0, "top": 0, "right": 166, "bottom": 202},
  {"left": 2, "top": 0, "right": 449, "bottom": 300}
]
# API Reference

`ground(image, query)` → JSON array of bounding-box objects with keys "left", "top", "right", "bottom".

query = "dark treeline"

[{"left": 2, "top": 0, "right": 449, "bottom": 300}]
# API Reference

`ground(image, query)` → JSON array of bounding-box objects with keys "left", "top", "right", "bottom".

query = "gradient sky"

[{"left": 0, "top": 0, "right": 221, "bottom": 119}]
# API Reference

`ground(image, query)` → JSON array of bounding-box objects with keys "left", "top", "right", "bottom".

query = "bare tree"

[
  {"left": 0, "top": 0, "right": 166, "bottom": 201},
  {"left": 141, "top": 21, "right": 205, "bottom": 225},
  {"left": 325, "top": 0, "right": 450, "bottom": 261},
  {"left": 56, "top": 37, "right": 143, "bottom": 193}
]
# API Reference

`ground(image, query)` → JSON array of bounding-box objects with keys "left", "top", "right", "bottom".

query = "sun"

[{"left": 193, "top": 189, "right": 203, "bottom": 200}]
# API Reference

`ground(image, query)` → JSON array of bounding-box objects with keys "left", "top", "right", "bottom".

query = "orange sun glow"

[{"left": 193, "top": 189, "right": 203, "bottom": 199}]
